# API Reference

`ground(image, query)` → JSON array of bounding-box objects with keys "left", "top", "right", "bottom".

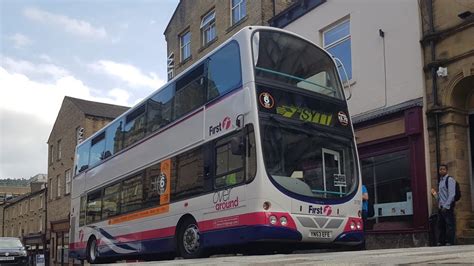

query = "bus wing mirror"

[{"left": 231, "top": 136, "right": 244, "bottom": 155}]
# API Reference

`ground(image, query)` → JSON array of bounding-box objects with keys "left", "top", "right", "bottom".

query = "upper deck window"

[{"left": 253, "top": 30, "right": 344, "bottom": 100}]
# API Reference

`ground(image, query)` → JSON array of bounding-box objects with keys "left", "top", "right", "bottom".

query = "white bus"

[{"left": 69, "top": 26, "right": 363, "bottom": 263}]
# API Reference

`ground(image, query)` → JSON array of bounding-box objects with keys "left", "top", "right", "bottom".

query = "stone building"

[
  {"left": 2, "top": 181, "right": 47, "bottom": 259},
  {"left": 419, "top": 0, "right": 474, "bottom": 244},
  {"left": 0, "top": 186, "right": 30, "bottom": 203},
  {"left": 164, "top": 0, "right": 296, "bottom": 79},
  {"left": 47, "top": 96, "right": 128, "bottom": 265}
]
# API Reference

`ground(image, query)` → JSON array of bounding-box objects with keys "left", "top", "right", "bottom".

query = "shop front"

[{"left": 353, "top": 99, "right": 430, "bottom": 248}]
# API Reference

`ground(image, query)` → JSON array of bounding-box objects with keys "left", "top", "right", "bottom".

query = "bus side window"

[
  {"left": 143, "top": 162, "right": 161, "bottom": 208},
  {"left": 174, "top": 64, "right": 205, "bottom": 120},
  {"left": 215, "top": 133, "right": 244, "bottom": 189},
  {"left": 175, "top": 147, "right": 204, "bottom": 199},
  {"left": 246, "top": 125, "right": 257, "bottom": 182},
  {"left": 79, "top": 196, "right": 86, "bottom": 226},
  {"left": 121, "top": 174, "right": 143, "bottom": 213},
  {"left": 86, "top": 190, "right": 102, "bottom": 224},
  {"left": 105, "top": 119, "right": 124, "bottom": 157},
  {"left": 147, "top": 85, "right": 174, "bottom": 134},
  {"left": 207, "top": 41, "right": 242, "bottom": 101},
  {"left": 89, "top": 132, "right": 106, "bottom": 166},
  {"left": 123, "top": 105, "right": 146, "bottom": 149},
  {"left": 75, "top": 141, "right": 90, "bottom": 175},
  {"left": 102, "top": 183, "right": 121, "bottom": 219}
]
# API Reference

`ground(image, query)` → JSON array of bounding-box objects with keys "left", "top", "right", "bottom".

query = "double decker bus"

[{"left": 69, "top": 26, "right": 362, "bottom": 263}]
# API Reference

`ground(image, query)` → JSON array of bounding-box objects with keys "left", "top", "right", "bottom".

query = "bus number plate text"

[{"left": 309, "top": 230, "right": 331, "bottom": 239}]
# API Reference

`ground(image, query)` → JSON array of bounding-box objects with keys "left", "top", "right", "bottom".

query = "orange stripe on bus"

[
  {"left": 160, "top": 159, "right": 171, "bottom": 204},
  {"left": 108, "top": 205, "right": 170, "bottom": 225}
]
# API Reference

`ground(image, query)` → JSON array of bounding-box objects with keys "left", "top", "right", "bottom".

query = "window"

[
  {"left": 361, "top": 150, "right": 412, "bottom": 229},
  {"left": 147, "top": 84, "right": 174, "bottom": 134},
  {"left": 102, "top": 183, "right": 121, "bottom": 219},
  {"left": 215, "top": 134, "right": 245, "bottom": 188},
  {"left": 65, "top": 169, "right": 71, "bottom": 195},
  {"left": 86, "top": 190, "right": 102, "bottom": 224},
  {"left": 49, "top": 145, "right": 54, "bottom": 164},
  {"left": 79, "top": 196, "right": 86, "bottom": 226},
  {"left": 121, "top": 174, "right": 143, "bottom": 213},
  {"left": 207, "top": 42, "right": 242, "bottom": 101},
  {"left": 173, "top": 147, "right": 205, "bottom": 199},
  {"left": 104, "top": 120, "right": 124, "bottom": 158},
  {"left": 143, "top": 162, "right": 162, "bottom": 208},
  {"left": 89, "top": 132, "right": 106, "bottom": 166},
  {"left": 57, "top": 139, "right": 62, "bottom": 160},
  {"left": 174, "top": 64, "right": 205, "bottom": 119},
  {"left": 40, "top": 195, "right": 43, "bottom": 209},
  {"left": 75, "top": 141, "right": 90, "bottom": 175},
  {"left": 39, "top": 217, "right": 43, "bottom": 232},
  {"left": 30, "top": 199, "right": 34, "bottom": 211},
  {"left": 49, "top": 179, "right": 54, "bottom": 200},
  {"left": 323, "top": 20, "right": 352, "bottom": 81},
  {"left": 180, "top": 31, "right": 191, "bottom": 62},
  {"left": 201, "top": 10, "right": 216, "bottom": 46},
  {"left": 123, "top": 105, "right": 146, "bottom": 149},
  {"left": 57, "top": 174, "right": 61, "bottom": 198},
  {"left": 231, "top": 0, "right": 246, "bottom": 25}
]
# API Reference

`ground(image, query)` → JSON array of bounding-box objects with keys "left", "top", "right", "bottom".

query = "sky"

[{"left": 0, "top": 0, "right": 180, "bottom": 179}]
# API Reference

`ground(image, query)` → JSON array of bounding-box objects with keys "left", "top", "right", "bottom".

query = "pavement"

[{"left": 102, "top": 244, "right": 474, "bottom": 265}]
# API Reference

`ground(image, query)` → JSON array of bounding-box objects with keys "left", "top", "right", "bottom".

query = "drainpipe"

[{"left": 427, "top": 0, "right": 441, "bottom": 181}]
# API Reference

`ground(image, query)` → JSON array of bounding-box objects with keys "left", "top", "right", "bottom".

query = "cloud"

[
  {"left": 1, "top": 56, "right": 69, "bottom": 80},
  {"left": 8, "top": 33, "right": 32, "bottom": 48},
  {"left": 23, "top": 7, "right": 107, "bottom": 39},
  {"left": 0, "top": 59, "right": 132, "bottom": 178},
  {"left": 0, "top": 58, "right": 130, "bottom": 125},
  {"left": 91, "top": 60, "right": 165, "bottom": 90}
]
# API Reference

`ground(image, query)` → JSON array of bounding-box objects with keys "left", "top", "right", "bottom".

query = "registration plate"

[
  {"left": 0, "top": 257, "right": 14, "bottom": 261},
  {"left": 309, "top": 231, "right": 332, "bottom": 239}
]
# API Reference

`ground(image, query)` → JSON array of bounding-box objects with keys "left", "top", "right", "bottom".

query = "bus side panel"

[{"left": 84, "top": 110, "right": 205, "bottom": 192}]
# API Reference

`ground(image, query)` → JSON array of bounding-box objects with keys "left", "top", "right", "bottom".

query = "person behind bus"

[
  {"left": 431, "top": 164, "right": 456, "bottom": 246},
  {"left": 362, "top": 184, "right": 369, "bottom": 230}
]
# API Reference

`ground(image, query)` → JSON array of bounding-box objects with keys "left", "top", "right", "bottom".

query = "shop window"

[{"left": 361, "top": 150, "right": 412, "bottom": 229}]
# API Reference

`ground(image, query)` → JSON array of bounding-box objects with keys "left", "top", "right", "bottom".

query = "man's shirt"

[{"left": 438, "top": 175, "right": 456, "bottom": 210}]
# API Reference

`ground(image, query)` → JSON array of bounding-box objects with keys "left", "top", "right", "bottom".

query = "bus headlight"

[
  {"left": 269, "top": 215, "right": 277, "bottom": 225},
  {"left": 350, "top": 222, "right": 356, "bottom": 230},
  {"left": 356, "top": 222, "right": 362, "bottom": 230},
  {"left": 280, "top": 216, "right": 288, "bottom": 226}
]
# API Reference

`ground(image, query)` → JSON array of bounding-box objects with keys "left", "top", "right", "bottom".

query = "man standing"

[{"left": 431, "top": 164, "right": 456, "bottom": 245}]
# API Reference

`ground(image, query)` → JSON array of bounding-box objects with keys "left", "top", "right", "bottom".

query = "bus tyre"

[
  {"left": 178, "top": 218, "right": 206, "bottom": 259},
  {"left": 86, "top": 236, "right": 100, "bottom": 264}
]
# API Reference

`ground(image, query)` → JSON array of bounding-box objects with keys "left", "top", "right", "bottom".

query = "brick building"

[
  {"left": 419, "top": 0, "right": 474, "bottom": 244},
  {"left": 2, "top": 180, "right": 47, "bottom": 260},
  {"left": 47, "top": 96, "right": 128, "bottom": 265},
  {"left": 164, "top": 0, "right": 296, "bottom": 79}
]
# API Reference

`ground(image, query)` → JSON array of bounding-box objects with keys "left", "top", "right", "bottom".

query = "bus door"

[{"left": 322, "top": 148, "right": 345, "bottom": 197}]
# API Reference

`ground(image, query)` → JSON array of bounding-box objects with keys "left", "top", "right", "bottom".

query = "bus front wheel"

[
  {"left": 177, "top": 218, "right": 207, "bottom": 259},
  {"left": 86, "top": 236, "right": 100, "bottom": 264}
]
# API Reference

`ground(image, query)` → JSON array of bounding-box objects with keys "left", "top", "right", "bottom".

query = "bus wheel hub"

[{"left": 183, "top": 225, "right": 200, "bottom": 253}]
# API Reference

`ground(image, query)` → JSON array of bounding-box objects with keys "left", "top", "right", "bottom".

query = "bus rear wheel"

[
  {"left": 177, "top": 218, "right": 207, "bottom": 259},
  {"left": 86, "top": 236, "right": 100, "bottom": 264}
]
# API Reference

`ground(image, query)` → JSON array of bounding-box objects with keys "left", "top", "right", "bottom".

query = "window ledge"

[
  {"left": 226, "top": 16, "right": 249, "bottom": 34},
  {"left": 178, "top": 56, "right": 193, "bottom": 68},
  {"left": 199, "top": 37, "right": 218, "bottom": 53}
]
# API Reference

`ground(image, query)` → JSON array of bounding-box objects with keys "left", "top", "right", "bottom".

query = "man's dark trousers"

[{"left": 437, "top": 208, "right": 455, "bottom": 245}]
